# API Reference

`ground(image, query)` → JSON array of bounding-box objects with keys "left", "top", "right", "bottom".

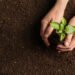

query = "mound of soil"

[{"left": 0, "top": 0, "right": 75, "bottom": 75}]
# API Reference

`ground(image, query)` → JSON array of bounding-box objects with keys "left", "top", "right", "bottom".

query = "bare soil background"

[{"left": 0, "top": 0, "right": 75, "bottom": 75}]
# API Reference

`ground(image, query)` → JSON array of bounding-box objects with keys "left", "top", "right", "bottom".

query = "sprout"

[
  {"left": 50, "top": 17, "right": 75, "bottom": 41},
  {"left": 61, "top": 17, "right": 67, "bottom": 25},
  {"left": 65, "top": 25, "right": 75, "bottom": 34},
  {"left": 60, "top": 33, "right": 66, "bottom": 41},
  {"left": 50, "top": 22, "right": 59, "bottom": 30}
]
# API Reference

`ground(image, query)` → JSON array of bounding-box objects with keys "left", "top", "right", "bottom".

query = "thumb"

[{"left": 64, "top": 34, "right": 73, "bottom": 47}]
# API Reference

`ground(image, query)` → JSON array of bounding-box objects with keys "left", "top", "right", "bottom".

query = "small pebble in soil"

[{"left": 57, "top": 69, "right": 62, "bottom": 72}]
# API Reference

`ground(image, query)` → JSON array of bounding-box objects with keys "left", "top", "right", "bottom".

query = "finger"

[
  {"left": 41, "top": 18, "right": 54, "bottom": 46},
  {"left": 57, "top": 45, "right": 71, "bottom": 52},
  {"left": 43, "top": 17, "right": 62, "bottom": 46},
  {"left": 44, "top": 24, "right": 54, "bottom": 40},
  {"left": 42, "top": 36, "right": 50, "bottom": 46},
  {"left": 57, "top": 44, "right": 71, "bottom": 52},
  {"left": 40, "top": 20, "right": 51, "bottom": 46},
  {"left": 58, "top": 50, "right": 69, "bottom": 53},
  {"left": 64, "top": 34, "right": 73, "bottom": 47},
  {"left": 58, "top": 47, "right": 74, "bottom": 52},
  {"left": 43, "top": 25, "right": 54, "bottom": 46},
  {"left": 69, "top": 36, "right": 75, "bottom": 49},
  {"left": 57, "top": 44, "right": 69, "bottom": 49},
  {"left": 58, "top": 49, "right": 72, "bottom": 53},
  {"left": 57, "top": 36, "right": 75, "bottom": 52},
  {"left": 70, "top": 37, "right": 75, "bottom": 46},
  {"left": 57, "top": 44, "right": 74, "bottom": 52},
  {"left": 64, "top": 17, "right": 75, "bottom": 47},
  {"left": 40, "top": 20, "right": 49, "bottom": 36}
]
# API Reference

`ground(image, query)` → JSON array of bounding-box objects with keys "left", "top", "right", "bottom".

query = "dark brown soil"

[{"left": 0, "top": 0, "right": 75, "bottom": 75}]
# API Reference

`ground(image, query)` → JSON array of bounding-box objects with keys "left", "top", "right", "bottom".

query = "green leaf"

[
  {"left": 60, "top": 33, "right": 66, "bottom": 41},
  {"left": 50, "top": 17, "right": 69, "bottom": 42},
  {"left": 56, "top": 24, "right": 64, "bottom": 34},
  {"left": 65, "top": 25, "right": 75, "bottom": 34},
  {"left": 60, "top": 23, "right": 65, "bottom": 31},
  {"left": 56, "top": 30, "right": 62, "bottom": 34},
  {"left": 61, "top": 17, "right": 67, "bottom": 25},
  {"left": 50, "top": 22, "right": 59, "bottom": 30}
]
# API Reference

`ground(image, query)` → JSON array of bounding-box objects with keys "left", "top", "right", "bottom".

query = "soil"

[{"left": 0, "top": 0, "right": 75, "bottom": 75}]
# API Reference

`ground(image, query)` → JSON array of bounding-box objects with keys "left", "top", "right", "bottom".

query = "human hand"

[
  {"left": 57, "top": 17, "right": 75, "bottom": 52},
  {"left": 40, "top": 0, "right": 68, "bottom": 46}
]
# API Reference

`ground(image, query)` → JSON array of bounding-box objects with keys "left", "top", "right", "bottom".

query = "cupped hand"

[
  {"left": 57, "top": 17, "right": 75, "bottom": 52},
  {"left": 40, "top": 3, "right": 65, "bottom": 46}
]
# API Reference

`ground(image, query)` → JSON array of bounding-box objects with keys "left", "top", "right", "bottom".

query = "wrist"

[
  {"left": 55, "top": 0, "right": 69, "bottom": 10},
  {"left": 57, "top": 0, "right": 69, "bottom": 3}
]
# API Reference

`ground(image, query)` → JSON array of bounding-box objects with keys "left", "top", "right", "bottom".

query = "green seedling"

[{"left": 50, "top": 17, "right": 75, "bottom": 41}]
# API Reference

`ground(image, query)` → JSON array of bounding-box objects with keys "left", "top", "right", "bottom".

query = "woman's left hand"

[{"left": 57, "top": 17, "right": 75, "bottom": 52}]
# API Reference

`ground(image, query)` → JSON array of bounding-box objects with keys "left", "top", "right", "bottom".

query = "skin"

[
  {"left": 57, "top": 17, "right": 75, "bottom": 52},
  {"left": 40, "top": 0, "right": 75, "bottom": 52}
]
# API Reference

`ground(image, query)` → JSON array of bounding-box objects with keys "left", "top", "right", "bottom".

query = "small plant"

[{"left": 50, "top": 17, "right": 75, "bottom": 41}]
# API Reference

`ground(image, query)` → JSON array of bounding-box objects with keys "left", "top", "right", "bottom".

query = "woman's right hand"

[{"left": 40, "top": 0, "right": 69, "bottom": 46}]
